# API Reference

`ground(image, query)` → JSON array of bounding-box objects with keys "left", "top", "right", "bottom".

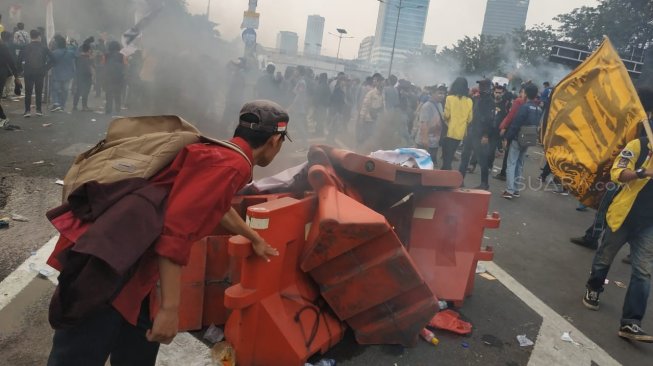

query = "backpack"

[
  {"left": 61, "top": 115, "right": 251, "bottom": 203},
  {"left": 517, "top": 102, "right": 543, "bottom": 147}
]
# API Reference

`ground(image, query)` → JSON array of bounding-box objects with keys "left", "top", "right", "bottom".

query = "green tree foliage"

[{"left": 554, "top": 0, "right": 653, "bottom": 50}]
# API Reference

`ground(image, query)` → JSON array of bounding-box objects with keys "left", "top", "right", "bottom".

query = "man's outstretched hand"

[{"left": 252, "top": 238, "right": 279, "bottom": 262}]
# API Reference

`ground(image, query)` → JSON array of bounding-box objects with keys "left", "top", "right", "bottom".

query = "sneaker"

[
  {"left": 35, "top": 111, "right": 43, "bottom": 117},
  {"left": 23, "top": 112, "right": 31, "bottom": 118},
  {"left": 583, "top": 288, "right": 600, "bottom": 310},
  {"left": 493, "top": 174, "right": 506, "bottom": 181},
  {"left": 618, "top": 324, "right": 653, "bottom": 343},
  {"left": 0, "top": 118, "right": 9, "bottom": 129},
  {"left": 50, "top": 105, "right": 62, "bottom": 112},
  {"left": 513, "top": 191, "right": 521, "bottom": 198},
  {"left": 501, "top": 191, "right": 514, "bottom": 200},
  {"left": 570, "top": 237, "right": 598, "bottom": 250}
]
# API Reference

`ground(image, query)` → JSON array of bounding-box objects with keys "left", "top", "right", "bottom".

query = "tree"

[
  {"left": 511, "top": 24, "right": 559, "bottom": 67},
  {"left": 437, "top": 35, "right": 504, "bottom": 75},
  {"left": 554, "top": 0, "right": 653, "bottom": 51}
]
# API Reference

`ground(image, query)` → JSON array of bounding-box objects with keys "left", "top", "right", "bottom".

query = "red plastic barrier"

[
  {"left": 224, "top": 196, "right": 345, "bottom": 366},
  {"left": 408, "top": 189, "right": 499, "bottom": 306},
  {"left": 301, "top": 165, "right": 438, "bottom": 346}
]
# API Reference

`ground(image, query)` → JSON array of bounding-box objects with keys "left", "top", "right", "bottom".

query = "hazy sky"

[{"left": 187, "top": 0, "right": 598, "bottom": 59}]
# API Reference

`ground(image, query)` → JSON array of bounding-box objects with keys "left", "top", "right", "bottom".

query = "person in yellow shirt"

[
  {"left": 441, "top": 77, "right": 473, "bottom": 170},
  {"left": 0, "top": 13, "right": 5, "bottom": 34},
  {"left": 582, "top": 88, "right": 653, "bottom": 342}
]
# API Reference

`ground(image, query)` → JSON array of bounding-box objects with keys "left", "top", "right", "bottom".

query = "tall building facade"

[
  {"left": 370, "top": 0, "right": 430, "bottom": 67},
  {"left": 358, "top": 36, "right": 375, "bottom": 61},
  {"left": 481, "top": 0, "right": 530, "bottom": 37},
  {"left": 276, "top": 31, "right": 299, "bottom": 56},
  {"left": 304, "top": 15, "right": 325, "bottom": 55}
]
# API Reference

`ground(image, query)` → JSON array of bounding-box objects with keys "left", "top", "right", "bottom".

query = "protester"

[
  {"left": 50, "top": 34, "right": 76, "bottom": 112},
  {"left": 495, "top": 86, "right": 526, "bottom": 180},
  {"left": 0, "top": 31, "right": 20, "bottom": 129},
  {"left": 358, "top": 73, "right": 384, "bottom": 145},
  {"left": 441, "top": 77, "right": 473, "bottom": 170},
  {"left": 22, "top": 29, "right": 54, "bottom": 118},
  {"left": 288, "top": 66, "right": 310, "bottom": 147},
  {"left": 256, "top": 63, "right": 278, "bottom": 102},
  {"left": 582, "top": 88, "right": 653, "bottom": 342},
  {"left": 72, "top": 42, "right": 94, "bottom": 111},
  {"left": 413, "top": 86, "right": 445, "bottom": 167},
  {"left": 103, "top": 41, "right": 125, "bottom": 115},
  {"left": 46, "top": 100, "right": 287, "bottom": 365},
  {"left": 502, "top": 83, "right": 542, "bottom": 199}
]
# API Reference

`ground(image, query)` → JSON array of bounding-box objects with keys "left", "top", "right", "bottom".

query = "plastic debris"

[
  {"left": 462, "top": 341, "right": 469, "bottom": 348},
  {"left": 11, "top": 214, "right": 29, "bottom": 222},
  {"left": 481, "top": 334, "right": 502, "bottom": 347},
  {"left": 203, "top": 324, "right": 225, "bottom": 344},
  {"left": 561, "top": 331, "right": 581, "bottom": 346},
  {"left": 614, "top": 281, "right": 627, "bottom": 288},
  {"left": 42, "top": 123, "right": 52, "bottom": 127},
  {"left": 91, "top": 119, "right": 97, "bottom": 122},
  {"left": 28, "top": 263, "right": 55, "bottom": 278},
  {"left": 479, "top": 273, "right": 496, "bottom": 281},
  {"left": 420, "top": 328, "right": 440, "bottom": 346},
  {"left": 55, "top": 179, "right": 64, "bottom": 186},
  {"left": 438, "top": 300, "right": 448, "bottom": 310},
  {"left": 211, "top": 341, "right": 236, "bottom": 366},
  {"left": 475, "top": 263, "right": 487, "bottom": 274},
  {"left": 517, "top": 335, "right": 534, "bottom": 347},
  {"left": 430, "top": 309, "right": 472, "bottom": 335},
  {"left": 604, "top": 279, "right": 610, "bottom": 285},
  {"left": 32, "top": 160, "right": 45, "bottom": 165},
  {"left": 305, "top": 359, "right": 336, "bottom": 366}
]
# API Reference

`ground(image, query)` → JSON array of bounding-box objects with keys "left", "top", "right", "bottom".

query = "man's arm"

[
  {"left": 220, "top": 207, "right": 279, "bottom": 261},
  {"left": 612, "top": 139, "right": 653, "bottom": 183},
  {"left": 146, "top": 257, "right": 180, "bottom": 344}
]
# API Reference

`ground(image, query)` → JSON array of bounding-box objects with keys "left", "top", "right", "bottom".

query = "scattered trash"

[
  {"left": 522, "top": 222, "right": 527, "bottom": 226},
  {"left": 419, "top": 328, "right": 439, "bottom": 346},
  {"left": 481, "top": 334, "right": 502, "bottom": 347},
  {"left": 55, "top": 179, "right": 64, "bottom": 186},
  {"left": 305, "top": 359, "right": 336, "bottom": 366},
  {"left": 517, "top": 335, "right": 534, "bottom": 347},
  {"left": 614, "top": 281, "right": 627, "bottom": 288},
  {"left": 203, "top": 324, "right": 225, "bottom": 344},
  {"left": 42, "top": 123, "right": 52, "bottom": 127},
  {"left": 483, "top": 236, "right": 490, "bottom": 240},
  {"left": 461, "top": 341, "right": 469, "bottom": 348},
  {"left": 475, "top": 263, "right": 487, "bottom": 274},
  {"left": 210, "top": 341, "right": 236, "bottom": 366},
  {"left": 0, "top": 217, "right": 10, "bottom": 229},
  {"left": 14, "top": 167, "right": 21, "bottom": 171},
  {"left": 429, "top": 309, "right": 472, "bottom": 335},
  {"left": 32, "top": 160, "right": 45, "bottom": 165},
  {"left": 30, "top": 251, "right": 37, "bottom": 256},
  {"left": 91, "top": 119, "right": 97, "bottom": 122},
  {"left": 11, "top": 214, "right": 29, "bottom": 222},
  {"left": 561, "top": 331, "right": 581, "bottom": 347},
  {"left": 438, "top": 300, "right": 448, "bottom": 310},
  {"left": 28, "top": 263, "right": 55, "bottom": 278},
  {"left": 604, "top": 279, "right": 610, "bottom": 285},
  {"left": 479, "top": 273, "right": 496, "bottom": 281}
]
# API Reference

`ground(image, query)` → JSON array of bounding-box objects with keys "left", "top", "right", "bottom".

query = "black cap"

[{"left": 238, "top": 100, "right": 291, "bottom": 141}]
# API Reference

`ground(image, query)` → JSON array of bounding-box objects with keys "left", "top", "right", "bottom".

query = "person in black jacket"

[
  {"left": 21, "top": 29, "right": 54, "bottom": 117},
  {"left": 103, "top": 41, "right": 125, "bottom": 115},
  {"left": 459, "top": 79, "right": 495, "bottom": 189},
  {"left": 0, "top": 31, "right": 20, "bottom": 129}
]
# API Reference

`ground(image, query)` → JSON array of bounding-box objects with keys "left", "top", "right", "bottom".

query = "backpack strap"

[{"left": 200, "top": 136, "right": 253, "bottom": 169}]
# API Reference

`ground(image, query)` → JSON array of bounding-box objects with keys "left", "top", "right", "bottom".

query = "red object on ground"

[
  {"left": 301, "top": 162, "right": 439, "bottom": 346},
  {"left": 429, "top": 309, "right": 472, "bottom": 335},
  {"left": 224, "top": 196, "right": 345, "bottom": 366}
]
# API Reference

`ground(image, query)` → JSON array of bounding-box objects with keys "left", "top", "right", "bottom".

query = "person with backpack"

[
  {"left": 46, "top": 100, "right": 287, "bottom": 365},
  {"left": 582, "top": 87, "right": 653, "bottom": 342},
  {"left": 413, "top": 85, "right": 445, "bottom": 167},
  {"left": 502, "top": 83, "right": 542, "bottom": 199},
  {"left": 21, "top": 29, "right": 54, "bottom": 117},
  {"left": 50, "top": 34, "right": 76, "bottom": 112}
]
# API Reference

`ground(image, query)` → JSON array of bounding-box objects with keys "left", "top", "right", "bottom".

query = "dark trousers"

[
  {"left": 459, "top": 133, "right": 475, "bottom": 174},
  {"left": 441, "top": 137, "right": 461, "bottom": 170},
  {"left": 47, "top": 300, "right": 159, "bottom": 366},
  {"left": 499, "top": 139, "right": 511, "bottom": 176},
  {"left": 459, "top": 134, "right": 499, "bottom": 185},
  {"left": 73, "top": 76, "right": 92, "bottom": 109},
  {"left": 24, "top": 73, "right": 45, "bottom": 113},
  {"left": 105, "top": 86, "right": 122, "bottom": 115},
  {"left": 0, "top": 76, "right": 6, "bottom": 119}
]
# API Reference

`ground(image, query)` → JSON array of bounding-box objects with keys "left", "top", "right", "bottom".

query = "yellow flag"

[{"left": 543, "top": 37, "right": 648, "bottom": 208}]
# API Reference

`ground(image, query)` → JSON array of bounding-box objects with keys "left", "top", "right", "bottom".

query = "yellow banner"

[{"left": 543, "top": 37, "right": 647, "bottom": 208}]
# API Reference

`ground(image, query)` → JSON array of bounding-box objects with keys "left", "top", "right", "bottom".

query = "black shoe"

[
  {"left": 583, "top": 288, "right": 600, "bottom": 310},
  {"left": 474, "top": 184, "right": 489, "bottom": 190},
  {"left": 570, "top": 237, "right": 598, "bottom": 250},
  {"left": 501, "top": 191, "right": 514, "bottom": 200},
  {"left": 618, "top": 324, "right": 653, "bottom": 342},
  {"left": 493, "top": 174, "right": 506, "bottom": 181},
  {"left": 513, "top": 191, "right": 520, "bottom": 198}
]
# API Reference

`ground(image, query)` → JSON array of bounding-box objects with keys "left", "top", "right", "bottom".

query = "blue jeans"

[
  {"left": 587, "top": 221, "right": 653, "bottom": 326},
  {"left": 52, "top": 79, "right": 71, "bottom": 108},
  {"left": 505, "top": 139, "right": 528, "bottom": 194}
]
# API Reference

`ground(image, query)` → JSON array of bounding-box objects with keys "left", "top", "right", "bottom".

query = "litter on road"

[
  {"left": 480, "top": 272, "right": 497, "bottom": 281},
  {"left": 10, "top": 214, "right": 29, "bottom": 222},
  {"left": 517, "top": 335, "right": 534, "bottom": 347},
  {"left": 204, "top": 324, "right": 225, "bottom": 344},
  {"left": 614, "top": 281, "right": 627, "bottom": 288}
]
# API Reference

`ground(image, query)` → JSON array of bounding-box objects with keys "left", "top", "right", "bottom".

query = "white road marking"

[
  {"left": 0, "top": 235, "right": 59, "bottom": 312},
  {"left": 483, "top": 261, "right": 620, "bottom": 366}
]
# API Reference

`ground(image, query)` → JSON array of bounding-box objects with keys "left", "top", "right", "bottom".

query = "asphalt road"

[{"left": 1, "top": 94, "right": 652, "bottom": 365}]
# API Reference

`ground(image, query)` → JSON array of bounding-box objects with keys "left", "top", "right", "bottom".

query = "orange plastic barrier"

[
  {"left": 408, "top": 189, "right": 499, "bottom": 306},
  {"left": 224, "top": 196, "right": 345, "bottom": 366},
  {"left": 301, "top": 164, "right": 439, "bottom": 346}
]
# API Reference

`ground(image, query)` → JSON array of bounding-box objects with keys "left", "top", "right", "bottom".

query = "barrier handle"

[{"left": 229, "top": 235, "right": 254, "bottom": 258}]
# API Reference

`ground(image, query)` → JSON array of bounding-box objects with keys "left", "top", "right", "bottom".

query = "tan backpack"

[{"left": 62, "top": 115, "right": 251, "bottom": 202}]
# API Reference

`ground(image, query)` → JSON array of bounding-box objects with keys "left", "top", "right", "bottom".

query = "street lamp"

[
  {"left": 329, "top": 28, "right": 354, "bottom": 70},
  {"left": 206, "top": 0, "right": 211, "bottom": 19},
  {"left": 377, "top": 0, "right": 425, "bottom": 78}
]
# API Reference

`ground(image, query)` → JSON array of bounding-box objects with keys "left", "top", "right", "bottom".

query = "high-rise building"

[
  {"left": 370, "top": 0, "right": 430, "bottom": 67},
  {"left": 358, "top": 36, "right": 375, "bottom": 61},
  {"left": 481, "top": 0, "right": 530, "bottom": 37},
  {"left": 304, "top": 15, "right": 325, "bottom": 55},
  {"left": 276, "top": 31, "right": 299, "bottom": 56}
]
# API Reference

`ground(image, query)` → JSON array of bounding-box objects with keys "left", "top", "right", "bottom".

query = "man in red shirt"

[{"left": 47, "top": 100, "right": 289, "bottom": 365}]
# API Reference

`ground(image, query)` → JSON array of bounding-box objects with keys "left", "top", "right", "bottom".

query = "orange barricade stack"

[
  {"left": 301, "top": 164, "right": 439, "bottom": 346},
  {"left": 224, "top": 196, "right": 345, "bottom": 366}
]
